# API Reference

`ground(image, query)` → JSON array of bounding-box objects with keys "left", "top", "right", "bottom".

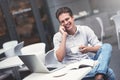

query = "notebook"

[
  {"left": 19, "top": 55, "right": 64, "bottom": 73},
  {"left": 65, "top": 59, "right": 99, "bottom": 70}
]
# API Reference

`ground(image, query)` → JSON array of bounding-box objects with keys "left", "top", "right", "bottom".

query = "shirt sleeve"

[{"left": 84, "top": 26, "right": 102, "bottom": 46}]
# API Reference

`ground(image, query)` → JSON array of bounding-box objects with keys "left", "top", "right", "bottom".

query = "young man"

[{"left": 53, "top": 7, "right": 115, "bottom": 80}]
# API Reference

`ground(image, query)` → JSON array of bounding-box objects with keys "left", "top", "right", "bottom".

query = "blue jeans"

[{"left": 84, "top": 43, "right": 116, "bottom": 80}]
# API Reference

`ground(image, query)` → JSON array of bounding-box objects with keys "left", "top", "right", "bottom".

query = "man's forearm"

[
  {"left": 87, "top": 45, "right": 101, "bottom": 53},
  {"left": 80, "top": 45, "right": 101, "bottom": 53},
  {"left": 56, "top": 35, "right": 67, "bottom": 62}
]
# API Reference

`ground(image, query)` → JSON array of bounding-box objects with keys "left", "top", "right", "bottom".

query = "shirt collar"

[{"left": 68, "top": 25, "right": 80, "bottom": 37}]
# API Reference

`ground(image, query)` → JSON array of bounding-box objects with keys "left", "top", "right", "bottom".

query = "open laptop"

[{"left": 19, "top": 55, "right": 64, "bottom": 73}]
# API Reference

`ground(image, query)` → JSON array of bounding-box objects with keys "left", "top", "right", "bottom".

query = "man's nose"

[{"left": 64, "top": 20, "right": 68, "bottom": 24}]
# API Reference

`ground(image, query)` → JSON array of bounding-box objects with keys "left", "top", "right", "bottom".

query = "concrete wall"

[
  {"left": 90, "top": 0, "right": 120, "bottom": 13},
  {"left": 46, "top": 0, "right": 120, "bottom": 33},
  {"left": 46, "top": 0, "right": 92, "bottom": 32}
]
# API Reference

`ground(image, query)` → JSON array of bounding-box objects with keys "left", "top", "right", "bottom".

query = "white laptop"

[{"left": 19, "top": 55, "right": 64, "bottom": 73}]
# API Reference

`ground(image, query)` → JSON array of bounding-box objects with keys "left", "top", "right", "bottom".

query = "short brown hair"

[{"left": 56, "top": 7, "right": 73, "bottom": 20}]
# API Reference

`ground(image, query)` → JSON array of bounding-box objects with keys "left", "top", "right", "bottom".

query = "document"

[
  {"left": 65, "top": 59, "right": 98, "bottom": 70},
  {"left": 52, "top": 59, "right": 98, "bottom": 77}
]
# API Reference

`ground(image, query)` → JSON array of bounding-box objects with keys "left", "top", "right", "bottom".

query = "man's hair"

[{"left": 56, "top": 7, "right": 73, "bottom": 20}]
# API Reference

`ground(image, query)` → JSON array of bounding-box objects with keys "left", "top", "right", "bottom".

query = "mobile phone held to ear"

[{"left": 62, "top": 27, "right": 66, "bottom": 32}]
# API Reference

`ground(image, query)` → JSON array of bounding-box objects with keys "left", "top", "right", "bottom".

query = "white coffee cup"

[{"left": 71, "top": 46, "right": 79, "bottom": 54}]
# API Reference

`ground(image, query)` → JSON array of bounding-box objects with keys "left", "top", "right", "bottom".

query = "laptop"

[{"left": 19, "top": 55, "right": 64, "bottom": 73}]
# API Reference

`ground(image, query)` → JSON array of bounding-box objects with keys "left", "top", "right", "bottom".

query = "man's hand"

[
  {"left": 79, "top": 45, "right": 88, "bottom": 53},
  {"left": 79, "top": 45, "right": 100, "bottom": 53},
  {"left": 59, "top": 25, "right": 68, "bottom": 37}
]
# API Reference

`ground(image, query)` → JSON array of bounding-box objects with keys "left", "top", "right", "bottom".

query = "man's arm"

[
  {"left": 79, "top": 26, "right": 102, "bottom": 53},
  {"left": 79, "top": 45, "right": 101, "bottom": 53},
  {"left": 55, "top": 26, "right": 68, "bottom": 62}
]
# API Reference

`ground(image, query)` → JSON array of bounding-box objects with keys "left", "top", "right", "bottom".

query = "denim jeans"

[{"left": 84, "top": 43, "right": 116, "bottom": 80}]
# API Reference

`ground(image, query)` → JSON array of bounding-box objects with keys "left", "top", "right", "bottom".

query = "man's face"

[{"left": 58, "top": 13, "right": 74, "bottom": 31}]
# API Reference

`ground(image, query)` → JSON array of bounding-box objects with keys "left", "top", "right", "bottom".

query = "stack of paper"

[{"left": 65, "top": 59, "right": 99, "bottom": 70}]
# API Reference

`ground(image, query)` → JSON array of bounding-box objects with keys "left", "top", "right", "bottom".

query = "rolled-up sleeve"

[{"left": 85, "top": 26, "right": 102, "bottom": 46}]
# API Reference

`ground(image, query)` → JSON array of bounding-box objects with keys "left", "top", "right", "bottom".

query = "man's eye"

[
  {"left": 60, "top": 21, "right": 64, "bottom": 24},
  {"left": 65, "top": 18, "right": 69, "bottom": 21}
]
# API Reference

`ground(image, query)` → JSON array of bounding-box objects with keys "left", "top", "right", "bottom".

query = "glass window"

[
  {"left": 9, "top": 0, "right": 40, "bottom": 45},
  {"left": 35, "top": 0, "right": 54, "bottom": 49},
  {"left": 0, "top": 0, "right": 54, "bottom": 50},
  {"left": 0, "top": 7, "right": 10, "bottom": 48}
]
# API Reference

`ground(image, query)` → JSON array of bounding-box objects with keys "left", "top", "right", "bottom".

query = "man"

[{"left": 53, "top": 7, "right": 115, "bottom": 80}]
